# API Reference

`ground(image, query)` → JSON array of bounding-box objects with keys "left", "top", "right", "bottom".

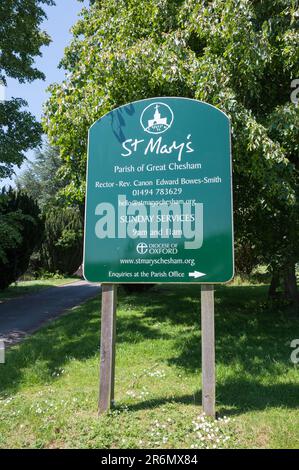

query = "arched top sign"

[{"left": 84, "top": 97, "right": 234, "bottom": 284}]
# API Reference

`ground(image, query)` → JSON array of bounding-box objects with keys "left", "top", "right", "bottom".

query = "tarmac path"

[{"left": 0, "top": 280, "right": 100, "bottom": 344}]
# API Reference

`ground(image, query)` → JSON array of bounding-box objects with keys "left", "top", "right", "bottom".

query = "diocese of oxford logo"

[
  {"left": 136, "top": 242, "right": 148, "bottom": 254},
  {"left": 140, "top": 102, "right": 174, "bottom": 134}
]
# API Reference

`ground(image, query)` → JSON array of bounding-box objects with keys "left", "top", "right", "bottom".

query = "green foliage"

[
  {"left": 0, "top": 0, "right": 54, "bottom": 179},
  {"left": 266, "top": 104, "right": 299, "bottom": 268},
  {"left": 0, "top": 99, "right": 42, "bottom": 179},
  {"left": 0, "top": 0, "right": 53, "bottom": 83},
  {"left": 36, "top": 206, "right": 83, "bottom": 275},
  {"left": 16, "top": 143, "right": 65, "bottom": 209},
  {"left": 16, "top": 143, "right": 84, "bottom": 277},
  {"left": 44, "top": 0, "right": 299, "bottom": 275},
  {"left": 0, "top": 187, "right": 44, "bottom": 290}
]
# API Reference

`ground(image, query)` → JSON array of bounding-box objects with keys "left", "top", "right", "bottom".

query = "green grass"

[
  {"left": 0, "top": 278, "right": 78, "bottom": 303},
  {"left": 0, "top": 283, "right": 298, "bottom": 449}
]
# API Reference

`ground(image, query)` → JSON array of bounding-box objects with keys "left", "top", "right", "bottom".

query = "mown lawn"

[
  {"left": 0, "top": 278, "right": 78, "bottom": 303},
  {"left": 0, "top": 283, "right": 298, "bottom": 449}
]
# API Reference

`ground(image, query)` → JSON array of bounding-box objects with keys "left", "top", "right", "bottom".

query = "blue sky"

[{"left": 2, "top": 0, "right": 89, "bottom": 186}]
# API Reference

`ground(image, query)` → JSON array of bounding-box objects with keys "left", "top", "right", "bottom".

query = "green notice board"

[{"left": 83, "top": 97, "right": 234, "bottom": 284}]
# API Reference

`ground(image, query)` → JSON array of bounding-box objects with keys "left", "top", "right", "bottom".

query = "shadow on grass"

[
  {"left": 217, "top": 379, "right": 299, "bottom": 415},
  {"left": 0, "top": 283, "right": 298, "bottom": 417},
  {"left": 0, "top": 295, "right": 170, "bottom": 396},
  {"left": 0, "top": 299, "right": 99, "bottom": 396},
  {"left": 126, "top": 284, "right": 298, "bottom": 373},
  {"left": 123, "top": 379, "right": 299, "bottom": 415},
  {"left": 118, "top": 284, "right": 299, "bottom": 413},
  {"left": 123, "top": 392, "right": 202, "bottom": 412}
]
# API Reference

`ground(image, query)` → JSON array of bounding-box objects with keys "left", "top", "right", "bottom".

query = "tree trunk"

[
  {"left": 268, "top": 270, "right": 280, "bottom": 299},
  {"left": 283, "top": 263, "right": 298, "bottom": 305}
]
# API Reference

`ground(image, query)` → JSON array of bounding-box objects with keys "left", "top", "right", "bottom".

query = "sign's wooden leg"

[
  {"left": 201, "top": 284, "right": 215, "bottom": 418},
  {"left": 98, "top": 284, "right": 117, "bottom": 415}
]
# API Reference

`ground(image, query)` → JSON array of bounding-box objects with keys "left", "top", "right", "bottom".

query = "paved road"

[{"left": 0, "top": 280, "right": 100, "bottom": 344}]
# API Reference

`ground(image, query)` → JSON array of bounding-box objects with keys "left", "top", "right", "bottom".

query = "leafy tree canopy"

[
  {"left": 0, "top": 0, "right": 54, "bottom": 83},
  {"left": 0, "top": 98, "right": 42, "bottom": 179},
  {"left": 16, "top": 142, "right": 65, "bottom": 209},
  {"left": 0, "top": 0, "right": 55, "bottom": 180},
  {"left": 16, "top": 143, "right": 84, "bottom": 277},
  {"left": 44, "top": 0, "right": 299, "bottom": 288}
]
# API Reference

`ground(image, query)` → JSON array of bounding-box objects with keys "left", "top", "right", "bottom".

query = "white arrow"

[{"left": 189, "top": 271, "right": 206, "bottom": 279}]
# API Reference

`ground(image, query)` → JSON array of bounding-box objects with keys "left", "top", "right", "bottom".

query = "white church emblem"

[{"left": 140, "top": 102, "right": 174, "bottom": 134}]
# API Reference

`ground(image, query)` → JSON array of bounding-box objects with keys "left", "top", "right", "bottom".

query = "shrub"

[
  {"left": 36, "top": 206, "right": 83, "bottom": 275},
  {"left": 0, "top": 187, "right": 44, "bottom": 290}
]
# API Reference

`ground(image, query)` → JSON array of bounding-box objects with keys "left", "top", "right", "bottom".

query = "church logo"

[{"left": 140, "top": 102, "right": 174, "bottom": 134}]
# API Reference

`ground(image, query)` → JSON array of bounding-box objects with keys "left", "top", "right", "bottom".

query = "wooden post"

[
  {"left": 98, "top": 284, "right": 117, "bottom": 415},
  {"left": 201, "top": 284, "right": 215, "bottom": 417}
]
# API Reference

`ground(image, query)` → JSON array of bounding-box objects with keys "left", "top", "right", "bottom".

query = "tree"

[
  {"left": 44, "top": 0, "right": 299, "bottom": 302},
  {"left": 0, "top": 0, "right": 54, "bottom": 179},
  {"left": 35, "top": 206, "right": 83, "bottom": 275},
  {"left": 0, "top": 98, "right": 42, "bottom": 179},
  {"left": 16, "top": 144, "right": 84, "bottom": 276},
  {"left": 0, "top": 187, "right": 44, "bottom": 290},
  {"left": 266, "top": 104, "right": 299, "bottom": 302},
  {"left": 16, "top": 143, "right": 65, "bottom": 209}
]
